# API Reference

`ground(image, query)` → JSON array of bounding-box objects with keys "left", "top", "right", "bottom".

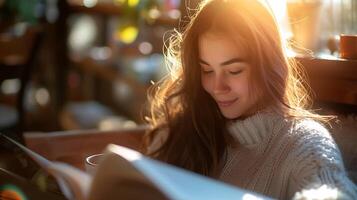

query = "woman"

[{"left": 143, "top": 0, "right": 357, "bottom": 199}]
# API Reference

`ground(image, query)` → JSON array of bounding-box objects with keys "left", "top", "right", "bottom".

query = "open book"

[{"left": 2, "top": 134, "right": 272, "bottom": 200}]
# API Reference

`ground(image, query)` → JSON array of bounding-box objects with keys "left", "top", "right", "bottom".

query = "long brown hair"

[{"left": 143, "top": 0, "right": 331, "bottom": 177}]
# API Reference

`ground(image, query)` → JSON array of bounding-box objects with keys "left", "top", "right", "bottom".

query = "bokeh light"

[
  {"left": 1, "top": 79, "right": 20, "bottom": 95},
  {"left": 114, "top": 24, "right": 139, "bottom": 44},
  {"left": 138, "top": 42, "right": 153, "bottom": 55},
  {"left": 35, "top": 88, "right": 50, "bottom": 106},
  {"left": 83, "top": 0, "right": 98, "bottom": 8}
]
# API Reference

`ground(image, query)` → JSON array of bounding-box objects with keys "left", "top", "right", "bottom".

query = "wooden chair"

[{"left": 23, "top": 125, "right": 147, "bottom": 170}]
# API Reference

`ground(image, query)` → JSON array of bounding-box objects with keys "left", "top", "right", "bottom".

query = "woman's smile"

[{"left": 216, "top": 98, "right": 238, "bottom": 107}]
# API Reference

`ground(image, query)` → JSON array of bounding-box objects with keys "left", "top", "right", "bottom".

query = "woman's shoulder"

[
  {"left": 284, "top": 118, "right": 342, "bottom": 165},
  {"left": 276, "top": 117, "right": 341, "bottom": 162},
  {"left": 269, "top": 113, "right": 334, "bottom": 146},
  {"left": 288, "top": 118, "right": 333, "bottom": 142}
]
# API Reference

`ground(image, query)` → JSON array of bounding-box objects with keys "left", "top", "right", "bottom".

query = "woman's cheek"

[{"left": 201, "top": 75, "right": 212, "bottom": 93}]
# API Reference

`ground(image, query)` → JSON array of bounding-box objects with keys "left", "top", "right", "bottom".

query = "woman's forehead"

[{"left": 198, "top": 32, "right": 249, "bottom": 59}]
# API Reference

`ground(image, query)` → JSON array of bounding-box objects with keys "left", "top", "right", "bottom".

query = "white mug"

[{"left": 85, "top": 153, "right": 104, "bottom": 175}]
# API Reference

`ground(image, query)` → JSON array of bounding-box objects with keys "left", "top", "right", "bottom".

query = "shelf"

[
  {"left": 66, "top": 0, "right": 178, "bottom": 26},
  {"left": 69, "top": 55, "right": 148, "bottom": 96},
  {"left": 63, "top": 0, "right": 176, "bottom": 123},
  {"left": 67, "top": 0, "right": 122, "bottom": 16}
]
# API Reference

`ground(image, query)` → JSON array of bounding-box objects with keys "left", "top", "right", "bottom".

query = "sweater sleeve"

[{"left": 288, "top": 120, "right": 357, "bottom": 200}]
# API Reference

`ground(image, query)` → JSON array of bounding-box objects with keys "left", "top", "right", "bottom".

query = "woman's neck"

[{"left": 227, "top": 108, "right": 286, "bottom": 147}]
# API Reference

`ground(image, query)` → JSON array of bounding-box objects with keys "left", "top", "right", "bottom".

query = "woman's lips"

[{"left": 217, "top": 98, "right": 238, "bottom": 107}]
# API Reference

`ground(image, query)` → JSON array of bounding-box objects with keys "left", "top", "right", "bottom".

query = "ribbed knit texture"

[{"left": 221, "top": 110, "right": 357, "bottom": 199}]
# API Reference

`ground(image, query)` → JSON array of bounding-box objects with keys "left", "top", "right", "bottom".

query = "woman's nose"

[{"left": 214, "top": 74, "right": 230, "bottom": 94}]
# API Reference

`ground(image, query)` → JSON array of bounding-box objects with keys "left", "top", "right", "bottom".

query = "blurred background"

[{"left": 0, "top": 0, "right": 357, "bottom": 138}]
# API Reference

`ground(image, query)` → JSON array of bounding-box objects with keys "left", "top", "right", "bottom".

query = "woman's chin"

[
  {"left": 221, "top": 110, "right": 242, "bottom": 120},
  {"left": 220, "top": 108, "right": 256, "bottom": 120}
]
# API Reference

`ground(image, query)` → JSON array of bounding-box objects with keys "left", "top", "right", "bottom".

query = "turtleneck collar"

[{"left": 227, "top": 108, "right": 286, "bottom": 147}]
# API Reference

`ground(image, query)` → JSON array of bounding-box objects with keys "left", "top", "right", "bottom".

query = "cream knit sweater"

[
  {"left": 148, "top": 111, "right": 357, "bottom": 199},
  {"left": 221, "top": 111, "right": 357, "bottom": 199}
]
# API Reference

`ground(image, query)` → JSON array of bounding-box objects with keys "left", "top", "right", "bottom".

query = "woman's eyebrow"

[
  {"left": 220, "top": 58, "right": 245, "bottom": 66},
  {"left": 199, "top": 59, "right": 209, "bottom": 65},
  {"left": 199, "top": 58, "right": 245, "bottom": 66}
]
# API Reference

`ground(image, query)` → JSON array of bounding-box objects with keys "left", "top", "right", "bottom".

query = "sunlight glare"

[{"left": 265, "top": 0, "right": 292, "bottom": 40}]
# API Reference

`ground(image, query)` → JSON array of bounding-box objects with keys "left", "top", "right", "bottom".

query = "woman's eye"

[
  {"left": 229, "top": 70, "right": 242, "bottom": 75},
  {"left": 202, "top": 69, "right": 213, "bottom": 74}
]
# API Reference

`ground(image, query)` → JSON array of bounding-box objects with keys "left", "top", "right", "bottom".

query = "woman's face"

[{"left": 199, "top": 32, "right": 260, "bottom": 119}]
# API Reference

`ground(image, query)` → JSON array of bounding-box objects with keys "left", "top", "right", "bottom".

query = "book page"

[
  {"left": 88, "top": 146, "right": 169, "bottom": 200},
  {"left": 1, "top": 134, "right": 92, "bottom": 200},
  {"left": 90, "top": 144, "right": 271, "bottom": 200},
  {"left": 47, "top": 162, "right": 92, "bottom": 200}
]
